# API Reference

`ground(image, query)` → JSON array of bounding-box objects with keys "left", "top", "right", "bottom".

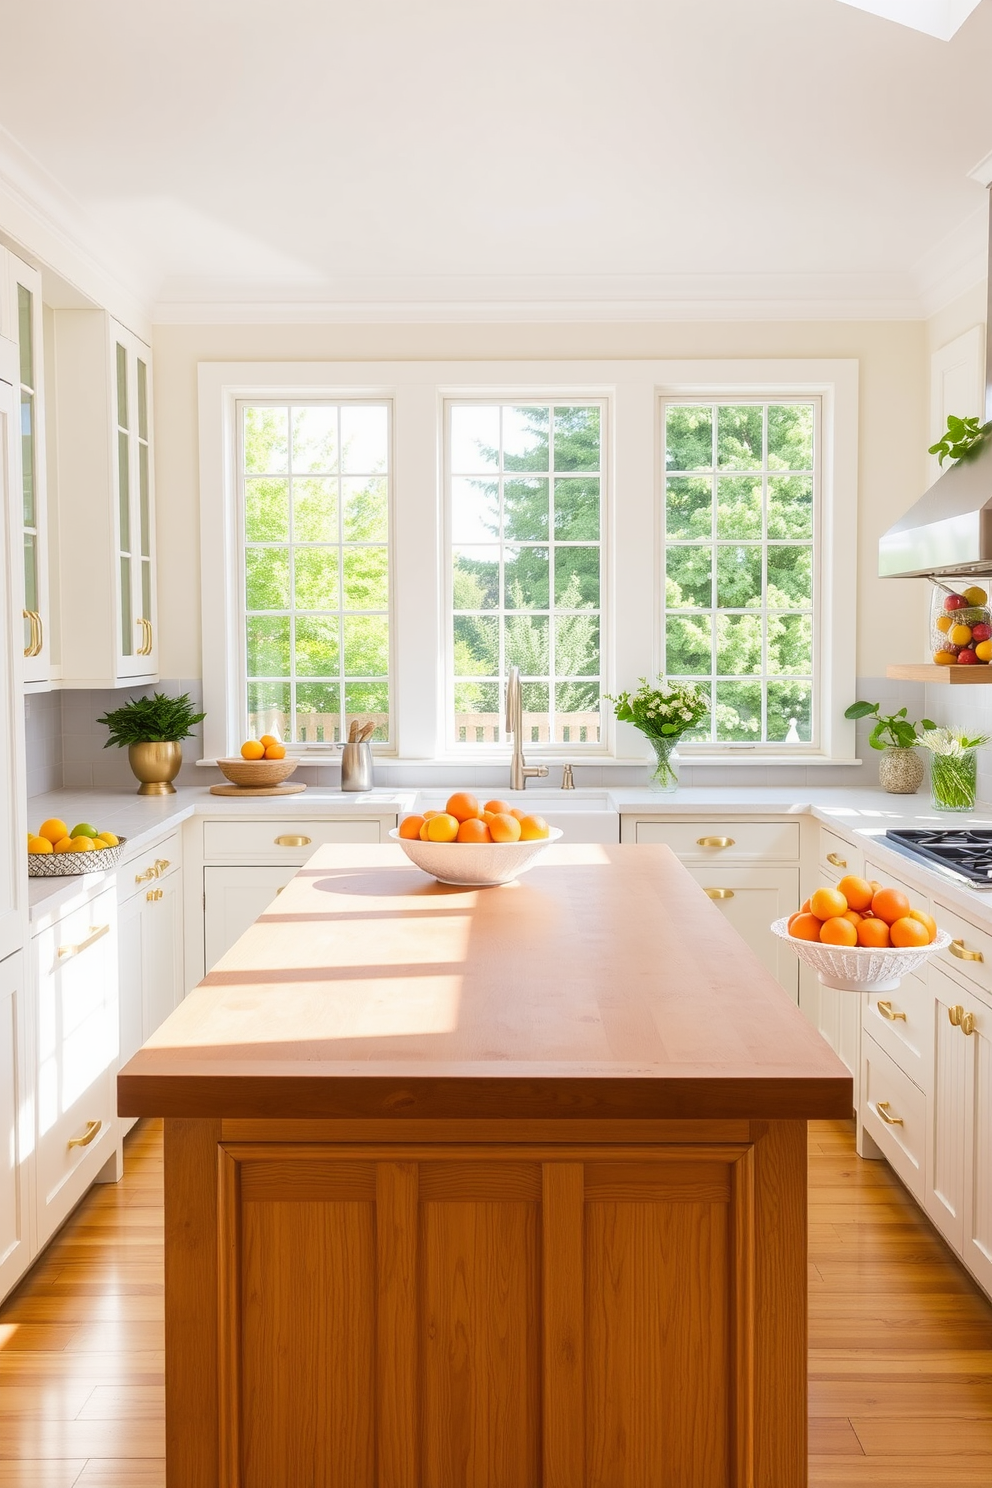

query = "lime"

[{"left": 70, "top": 823, "right": 99, "bottom": 839}]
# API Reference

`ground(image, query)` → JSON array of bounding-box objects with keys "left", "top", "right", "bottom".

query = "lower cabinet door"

[
  {"left": 142, "top": 871, "right": 183, "bottom": 1040},
  {"left": 963, "top": 995, "right": 992, "bottom": 1296},
  {"left": 683, "top": 864, "right": 800, "bottom": 999},
  {"left": 34, "top": 889, "right": 119, "bottom": 1243},
  {"left": 204, "top": 865, "right": 300, "bottom": 972},
  {"left": 861, "top": 1032, "right": 926, "bottom": 1202},
  {"left": 927, "top": 965, "right": 971, "bottom": 1252},
  {"left": 0, "top": 951, "right": 33, "bottom": 1301}
]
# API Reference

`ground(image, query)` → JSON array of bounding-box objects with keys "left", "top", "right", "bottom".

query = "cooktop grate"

[{"left": 885, "top": 829, "right": 992, "bottom": 887}]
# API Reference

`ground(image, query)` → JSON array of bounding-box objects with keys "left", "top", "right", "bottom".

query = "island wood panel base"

[{"left": 164, "top": 1118, "right": 806, "bottom": 1488}]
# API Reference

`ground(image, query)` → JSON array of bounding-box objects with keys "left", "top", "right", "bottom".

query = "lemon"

[
  {"left": 71, "top": 837, "right": 95, "bottom": 852},
  {"left": 70, "top": 823, "right": 98, "bottom": 839},
  {"left": 27, "top": 836, "right": 53, "bottom": 854},
  {"left": 976, "top": 640, "right": 992, "bottom": 662},
  {"left": 963, "top": 586, "right": 988, "bottom": 606},
  {"left": 53, "top": 837, "right": 75, "bottom": 852},
  {"left": 95, "top": 832, "right": 120, "bottom": 847}
]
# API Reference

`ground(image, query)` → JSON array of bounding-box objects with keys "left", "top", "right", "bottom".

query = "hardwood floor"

[{"left": 0, "top": 1117, "right": 989, "bottom": 1486}]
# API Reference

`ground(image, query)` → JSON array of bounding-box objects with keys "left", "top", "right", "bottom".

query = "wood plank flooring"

[{"left": 0, "top": 1117, "right": 989, "bottom": 1485}]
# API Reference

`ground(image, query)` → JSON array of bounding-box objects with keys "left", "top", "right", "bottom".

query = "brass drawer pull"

[
  {"left": 949, "top": 1004, "right": 964, "bottom": 1027},
  {"left": 877, "top": 1000, "right": 907, "bottom": 1022},
  {"left": 961, "top": 1011, "right": 977, "bottom": 1036},
  {"left": 950, "top": 938, "right": 984, "bottom": 963},
  {"left": 697, "top": 836, "right": 734, "bottom": 848},
  {"left": 135, "top": 865, "right": 157, "bottom": 884},
  {"left": 57, "top": 924, "right": 110, "bottom": 959},
  {"left": 876, "top": 1101, "right": 904, "bottom": 1127},
  {"left": 67, "top": 1119, "right": 103, "bottom": 1150},
  {"left": 154, "top": 859, "right": 170, "bottom": 873},
  {"left": 146, "top": 888, "right": 163, "bottom": 902},
  {"left": 704, "top": 888, "right": 735, "bottom": 900},
  {"left": 826, "top": 852, "right": 847, "bottom": 868},
  {"left": 275, "top": 835, "right": 311, "bottom": 847}
]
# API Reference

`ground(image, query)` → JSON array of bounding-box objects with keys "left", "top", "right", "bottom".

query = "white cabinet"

[
  {"left": 0, "top": 951, "right": 33, "bottom": 1301},
  {"left": 119, "top": 861, "right": 184, "bottom": 1066},
  {"left": 0, "top": 338, "right": 28, "bottom": 963},
  {"left": 51, "top": 310, "right": 157, "bottom": 687},
  {"left": 964, "top": 1001, "right": 992, "bottom": 1296},
  {"left": 3, "top": 253, "right": 51, "bottom": 686},
  {"left": 33, "top": 886, "right": 119, "bottom": 1242},
  {"left": 203, "top": 864, "right": 300, "bottom": 972},
  {"left": 682, "top": 863, "right": 799, "bottom": 994}
]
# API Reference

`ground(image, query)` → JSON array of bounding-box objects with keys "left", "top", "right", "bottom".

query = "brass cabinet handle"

[
  {"left": 826, "top": 852, "right": 848, "bottom": 868},
  {"left": 57, "top": 924, "right": 110, "bottom": 959},
  {"left": 697, "top": 836, "right": 735, "bottom": 848},
  {"left": 67, "top": 1119, "right": 103, "bottom": 1150},
  {"left": 950, "top": 939, "right": 984, "bottom": 963},
  {"left": 135, "top": 866, "right": 157, "bottom": 884},
  {"left": 136, "top": 617, "right": 153, "bottom": 656},
  {"left": 961, "top": 1011, "right": 977, "bottom": 1037},
  {"left": 876, "top": 1101, "right": 904, "bottom": 1127},
  {"left": 949, "top": 1004, "right": 964, "bottom": 1027},
  {"left": 146, "top": 888, "right": 163, "bottom": 902},
  {"left": 275, "top": 835, "right": 311, "bottom": 847},
  {"left": 22, "top": 609, "right": 42, "bottom": 657},
  {"left": 704, "top": 888, "right": 735, "bottom": 900},
  {"left": 154, "top": 859, "right": 170, "bottom": 873},
  {"left": 877, "top": 1000, "right": 907, "bottom": 1022}
]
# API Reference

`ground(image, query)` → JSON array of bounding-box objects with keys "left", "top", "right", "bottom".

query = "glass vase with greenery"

[
  {"left": 914, "top": 727, "right": 990, "bottom": 813},
  {"left": 606, "top": 677, "right": 709, "bottom": 791}
]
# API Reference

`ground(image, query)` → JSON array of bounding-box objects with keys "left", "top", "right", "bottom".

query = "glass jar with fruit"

[{"left": 930, "top": 581, "right": 992, "bottom": 667}]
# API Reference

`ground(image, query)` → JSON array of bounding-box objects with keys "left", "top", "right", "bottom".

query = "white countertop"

[{"left": 25, "top": 781, "right": 992, "bottom": 930}]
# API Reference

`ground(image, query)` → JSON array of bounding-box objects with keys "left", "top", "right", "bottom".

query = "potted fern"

[{"left": 97, "top": 692, "right": 206, "bottom": 795}]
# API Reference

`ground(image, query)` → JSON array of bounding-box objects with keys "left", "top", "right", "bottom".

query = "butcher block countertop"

[{"left": 118, "top": 841, "right": 851, "bottom": 1122}]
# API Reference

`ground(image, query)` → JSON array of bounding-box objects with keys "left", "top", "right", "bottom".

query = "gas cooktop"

[{"left": 885, "top": 829, "right": 992, "bottom": 889}]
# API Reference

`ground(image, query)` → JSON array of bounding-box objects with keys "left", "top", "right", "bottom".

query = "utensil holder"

[{"left": 340, "top": 741, "right": 373, "bottom": 792}]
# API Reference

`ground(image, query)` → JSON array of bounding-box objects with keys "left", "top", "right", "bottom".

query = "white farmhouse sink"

[{"left": 414, "top": 790, "right": 618, "bottom": 845}]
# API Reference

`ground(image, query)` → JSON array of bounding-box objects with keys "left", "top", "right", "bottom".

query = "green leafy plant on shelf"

[
  {"left": 96, "top": 692, "right": 206, "bottom": 748},
  {"left": 929, "top": 414, "right": 992, "bottom": 468},
  {"left": 844, "top": 701, "right": 935, "bottom": 750}
]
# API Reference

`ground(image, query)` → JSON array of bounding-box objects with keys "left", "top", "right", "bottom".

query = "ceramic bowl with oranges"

[
  {"left": 391, "top": 792, "right": 561, "bottom": 886},
  {"left": 217, "top": 736, "right": 299, "bottom": 789},
  {"left": 771, "top": 874, "right": 950, "bottom": 992}
]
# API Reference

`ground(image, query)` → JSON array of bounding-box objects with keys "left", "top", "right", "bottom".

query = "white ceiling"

[{"left": 0, "top": 0, "right": 990, "bottom": 320}]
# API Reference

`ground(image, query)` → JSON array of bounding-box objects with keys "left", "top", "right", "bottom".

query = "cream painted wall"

[{"left": 152, "top": 318, "right": 928, "bottom": 684}]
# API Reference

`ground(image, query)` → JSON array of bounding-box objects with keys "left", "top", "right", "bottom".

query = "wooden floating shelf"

[{"left": 887, "top": 664, "right": 992, "bottom": 684}]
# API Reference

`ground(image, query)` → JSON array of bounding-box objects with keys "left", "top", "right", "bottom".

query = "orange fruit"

[
  {"left": 422, "top": 809, "right": 441, "bottom": 820},
  {"left": 481, "top": 810, "right": 497, "bottom": 824},
  {"left": 457, "top": 818, "right": 492, "bottom": 843},
  {"left": 789, "top": 913, "right": 824, "bottom": 942},
  {"left": 842, "top": 910, "right": 863, "bottom": 926},
  {"left": 398, "top": 815, "right": 425, "bottom": 840},
  {"left": 53, "top": 836, "right": 75, "bottom": 853},
  {"left": 509, "top": 808, "right": 528, "bottom": 822},
  {"left": 950, "top": 623, "right": 973, "bottom": 647},
  {"left": 489, "top": 812, "right": 522, "bottom": 843},
  {"left": 27, "top": 836, "right": 53, "bottom": 854},
  {"left": 909, "top": 908, "right": 938, "bottom": 943},
  {"left": 38, "top": 818, "right": 68, "bottom": 845},
  {"left": 787, "top": 912, "right": 802, "bottom": 933},
  {"left": 259, "top": 734, "right": 279, "bottom": 747},
  {"left": 935, "top": 613, "right": 953, "bottom": 634},
  {"left": 857, "top": 917, "right": 891, "bottom": 948},
  {"left": 820, "top": 916, "right": 858, "bottom": 947},
  {"left": 519, "top": 814, "right": 550, "bottom": 840},
  {"left": 799, "top": 898, "right": 812, "bottom": 914},
  {"left": 889, "top": 917, "right": 930, "bottom": 949},
  {"left": 241, "top": 740, "right": 265, "bottom": 760},
  {"left": 933, "top": 650, "right": 959, "bottom": 665},
  {"left": 810, "top": 886, "right": 847, "bottom": 921},
  {"left": 870, "top": 887, "right": 910, "bottom": 925},
  {"left": 484, "top": 800, "right": 513, "bottom": 816},
  {"left": 419, "top": 822, "right": 432, "bottom": 841},
  {"left": 264, "top": 743, "right": 286, "bottom": 759},
  {"left": 836, "top": 875, "right": 874, "bottom": 913},
  {"left": 446, "top": 792, "right": 481, "bottom": 822},
  {"left": 426, "top": 813, "right": 459, "bottom": 843}
]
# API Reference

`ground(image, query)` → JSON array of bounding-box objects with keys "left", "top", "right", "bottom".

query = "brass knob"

[
  {"left": 949, "top": 1005, "right": 964, "bottom": 1027},
  {"left": 950, "top": 939, "right": 984, "bottom": 963},
  {"left": 961, "top": 1011, "right": 977, "bottom": 1036},
  {"left": 697, "top": 836, "right": 734, "bottom": 848},
  {"left": 826, "top": 852, "right": 847, "bottom": 868},
  {"left": 146, "top": 888, "right": 163, "bottom": 902},
  {"left": 876, "top": 1101, "right": 904, "bottom": 1127},
  {"left": 704, "top": 888, "right": 735, "bottom": 900},
  {"left": 274, "top": 835, "right": 311, "bottom": 847},
  {"left": 877, "top": 1000, "right": 906, "bottom": 1022}
]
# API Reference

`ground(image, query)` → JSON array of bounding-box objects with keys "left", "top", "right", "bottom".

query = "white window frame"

[{"left": 198, "top": 358, "right": 857, "bottom": 767}]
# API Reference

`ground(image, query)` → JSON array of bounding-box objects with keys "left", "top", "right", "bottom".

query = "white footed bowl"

[
  {"left": 389, "top": 826, "right": 563, "bottom": 886},
  {"left": 771, "top": 917, "right": 951, "bottom": 993}
]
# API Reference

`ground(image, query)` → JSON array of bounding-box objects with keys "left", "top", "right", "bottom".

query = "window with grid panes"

[
  {"left": 240, "top": 402, "right": 390, "bottom": 744},
  {"left": 449, "top": 402, "right": 603, "bottom": 748},
  {"left": 663, "top": 401, "right": 817, "bottom": 745}
]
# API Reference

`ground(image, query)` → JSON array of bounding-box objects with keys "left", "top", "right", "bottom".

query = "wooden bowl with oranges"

[
  {"left": 391, "top": 792, "right": 561, "bottom": 886},
  {"left": 217, "top": 735, "right": 299, "bottom": 789}
]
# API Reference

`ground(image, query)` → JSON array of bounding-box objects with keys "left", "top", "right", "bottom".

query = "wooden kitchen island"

[{"left": 118, "top": 842, "right": 851, "bottom": 1488}]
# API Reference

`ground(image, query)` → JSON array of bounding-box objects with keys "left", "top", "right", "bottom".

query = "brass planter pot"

[{"left": 128, "top": 741, "right": 183, "bottom": 795}]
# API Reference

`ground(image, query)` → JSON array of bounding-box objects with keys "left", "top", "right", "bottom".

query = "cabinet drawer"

[
  {"left": 819, "top": 827, "right": 862, "bottom": 879},
  {"left": 36, "top": 1066, "right": 115, "bottom": 1231},
  {"left": 203, "top": 818, "right": 383, "bottom": 863},
  {"left": 931, "top": 900, "right": 992, "bottom": 998},
  {"left": 863, "top": 973, "right": 932, "bottom": 1093},
  {"left": 633, "top": 820, "right": 800, "bottom": 861},
  {"left": 861, "top": 1033, "right": 927, "bottom": 1201},
  {"left": 121, "top": 831, "right": 181, "bottom": 899}
]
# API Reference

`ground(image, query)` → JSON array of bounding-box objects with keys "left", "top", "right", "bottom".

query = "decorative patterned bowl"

[
  {"left": 217, "top": 757, "right": 299, "bottom": 789},
  {"left": 28, "top": 838, "right": 128, "bottom": 877},
  {"left": 388, "top": 827, "right": 563, "bottom": 886},
  {"left": 771, "top": 917, "right": 951, "bottom": 993}
]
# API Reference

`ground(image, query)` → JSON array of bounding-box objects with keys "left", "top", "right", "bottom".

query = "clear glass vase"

[
  {"left": 930, "top": 748, "right": 978, "bottom": 812},
  {"left": 647, "top": 735, "right": 679, "bottom": 792}
]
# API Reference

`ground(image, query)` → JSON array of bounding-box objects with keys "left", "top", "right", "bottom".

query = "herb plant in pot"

[
  {"left": 97, "top": 692, "right": 206, "bottom": 795},
  {"left": 844, "top": 701, "right": 935, "bottom": 795}
]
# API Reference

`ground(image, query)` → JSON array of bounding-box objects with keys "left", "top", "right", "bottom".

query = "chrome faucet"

[{"left": 506, "top": 666, "right": 549, "bottom": 791}]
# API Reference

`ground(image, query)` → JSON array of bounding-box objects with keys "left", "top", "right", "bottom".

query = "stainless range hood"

[{"left": 879, "top": 185, "right": 992, "bottom": 579}]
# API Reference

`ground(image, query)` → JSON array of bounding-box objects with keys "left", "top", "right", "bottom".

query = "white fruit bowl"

[
  {"left": 389, "top": 826, "right": 563, "bottom": 886},
  {"left": 771, "top": 917, "right": 951, "bottom": 993}
]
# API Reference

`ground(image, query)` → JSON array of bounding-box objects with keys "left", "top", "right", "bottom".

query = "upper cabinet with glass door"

[
  {"left": 2, "top": 252, "right": 51, "bottom": 688},
  {"left": 52, "top": 310, "right": 158, "bottom": 687}
]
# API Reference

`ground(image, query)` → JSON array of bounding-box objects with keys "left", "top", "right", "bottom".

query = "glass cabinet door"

[
  {"left": 113, "top": 326, "right": 156, "bottom": 677},
  {"left": 8, "top": 256, "right": 49, "bottom": 684}
]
